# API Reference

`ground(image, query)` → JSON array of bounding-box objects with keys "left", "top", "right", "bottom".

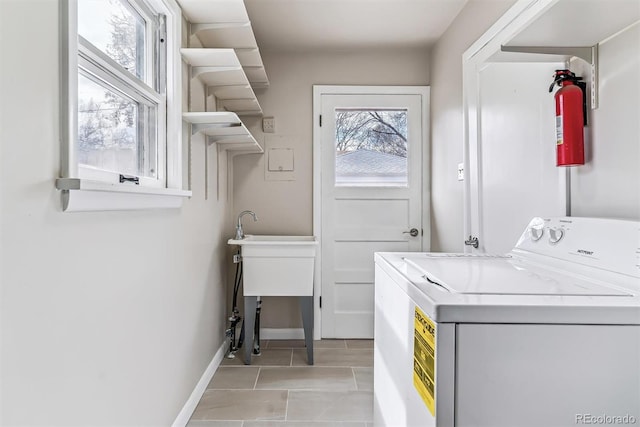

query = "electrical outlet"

[
  {"left": 457, "top": 163, "right": 465, "bottom": 181},
  {"left": 262, "top": 117, "right": 275, "bottom": 133}
]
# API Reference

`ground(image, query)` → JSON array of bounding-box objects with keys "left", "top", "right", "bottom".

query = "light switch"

[{"left": 268, "top": 148, "right": 294, "bottom": 172}]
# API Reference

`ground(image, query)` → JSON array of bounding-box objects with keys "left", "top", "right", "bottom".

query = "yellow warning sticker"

[{"left": 413, "top": 306, "right": 436, "bottom": 416}]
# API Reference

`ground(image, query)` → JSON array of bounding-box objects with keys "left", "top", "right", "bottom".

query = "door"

[
  {"left": 315, "top": 87, "right": 429, "bottom": 338},
  {"left": 466, "top": 61, "right": 568, "bottom": 254}
]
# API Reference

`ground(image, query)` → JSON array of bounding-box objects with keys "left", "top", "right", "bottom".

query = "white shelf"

[
  {"left": 236, "top": 49, "right": 269, "bottom": 88},
  {"left": 210, "top": 85, "right": 256, "bottom": 100},
  {"left": 181, "top": 48, "right": 263, "bottom": 115},
  {"left": 235, "top": 48, "right": 264, "bottom": 67},
  {"left": 180, "top": 47, "right": 241, "bottom": 67},
  {"left": 191, "top": 23, "right": 258, "bottom": 49},
  {"left": 182, "top": 111, "right": 240, "bottom": 128},
  {"left": 498, "top": 0, "right": 640, "bottom": 60},
  {"left": 189, "top": 25, "right": 269, "bottom": 88},
  {"left": 244, "top": 67, "right": 269, "bottom": 89},
  {"left": 496, "top": 0, "right": 640, "bottom": 110},
  {"left": 179, "top": 0, "right": 269, "bottom": 88},
  {"left": 182, "top": 112, "right": 262, "bottom": 152},
  {"left": 178, "top": 0, "right": 249, "bottom": 24},
  {"left": 504, "top": 0, "right": 640, "bottom": 48},
  {"left": 217, "top": 98, "right": 262, "bottom": 116}
]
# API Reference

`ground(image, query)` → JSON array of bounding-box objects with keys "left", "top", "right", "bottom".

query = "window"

[
  {"left": 76, "top": 0, "right": 166, "bottom": 186},
  {"left": 59, "top": 0, "right": 187, "bottom": 210},
  {"left": 334, "top": 109, "right": 408, "bottom": 186}
]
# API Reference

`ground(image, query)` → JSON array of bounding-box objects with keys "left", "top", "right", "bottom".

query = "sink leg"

[
  {"left": 244, "top": 296, "right": 257, "bottom": 365},
  {"left": 299, "top": 296, "right": 314, "bottom": 365}
]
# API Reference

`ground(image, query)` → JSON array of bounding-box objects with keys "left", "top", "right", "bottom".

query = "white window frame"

[{"left": 57, "top": 0, "right": 190, "bottom": 211}]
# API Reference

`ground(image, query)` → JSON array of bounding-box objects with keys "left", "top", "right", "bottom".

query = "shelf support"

[
  {"left": 205, "top": 141, "right": 209, "bottom": 200},
  {"left": 191, "top": 122, "right": 241, "bottom": 136},
  {"left": 191, "top": 22, "right": 251, "bottom": 35},
  {"left": 500, "top": 45, "right": 599, "bottom": 109},
  {"left": 191, "top": 65, "right": 243, "bottom": 80},
  {"left": 207, "top": 135, "right": 254, "bottom": 144},
  {"left": 250, "top": 81, "right": 270, "bottom": 89},
  {"left": 189, "top": 22, "right": 253, "bottom": 49}
]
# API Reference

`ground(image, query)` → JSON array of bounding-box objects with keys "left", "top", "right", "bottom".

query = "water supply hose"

[
  {"left": 253, "top": 297, "right": 262, "bottom": 355},
  {"left": 226, "top": 250, "right": 243, "bottom": 357},
  {"left": 226, "top": 249, "right": 262, "bottom": 357}
]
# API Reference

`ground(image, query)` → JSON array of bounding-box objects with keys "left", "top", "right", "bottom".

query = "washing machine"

[{"left": 374, "top": 217, "right": 640, "bottom": 427}]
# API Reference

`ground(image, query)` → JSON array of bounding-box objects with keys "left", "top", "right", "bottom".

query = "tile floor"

[{"left": 188, "top": 339, "right": 374, "bottom": 427}]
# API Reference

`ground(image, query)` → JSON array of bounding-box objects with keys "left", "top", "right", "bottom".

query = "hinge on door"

[
  {"left": 319, "top": 115, "right": 322, "bottom": 127},
  {"left": 319, "top": 296, "right": 322, "bottom": 308}
]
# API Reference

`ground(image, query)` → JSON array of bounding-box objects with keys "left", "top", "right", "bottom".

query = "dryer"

[{"left": 374, "top": 217, "right": 640, "bottom": 427}]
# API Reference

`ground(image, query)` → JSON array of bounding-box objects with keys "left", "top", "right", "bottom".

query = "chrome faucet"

[{"left": 235, "top": 210, "right": 258, "bottom": 240}]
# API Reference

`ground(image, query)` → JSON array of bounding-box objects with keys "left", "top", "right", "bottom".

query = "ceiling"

[{"left": 243, "top": 0, "right": 468, "bottom": 52}]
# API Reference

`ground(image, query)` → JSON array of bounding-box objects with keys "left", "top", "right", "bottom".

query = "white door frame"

[
  {"left": 312, "top": 85, "right": 431, "bottom": 340},
  {"left": 461, "top": 0, "right": 569, "bottom": 253}
]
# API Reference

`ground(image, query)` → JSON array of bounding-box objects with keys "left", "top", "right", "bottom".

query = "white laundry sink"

[{"left": 228, "top": 235, "right": 318, "bottom": 296}]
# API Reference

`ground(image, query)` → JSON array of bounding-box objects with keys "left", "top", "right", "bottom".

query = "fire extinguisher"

[{"left": 549, "top": 70, "right": 586, "bottom": 166}]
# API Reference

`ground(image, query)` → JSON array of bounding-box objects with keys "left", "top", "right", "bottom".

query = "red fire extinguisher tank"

[{"left": 551, "top": 70, "right": 585, "bottom": 166}]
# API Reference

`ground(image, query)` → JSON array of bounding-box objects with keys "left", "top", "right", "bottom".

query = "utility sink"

[
  {"left": 228, "top": 234, "right": 318, "bottom": 365},
  {"left": 227, "top": 235, "right": 318, "bottom": 296}
]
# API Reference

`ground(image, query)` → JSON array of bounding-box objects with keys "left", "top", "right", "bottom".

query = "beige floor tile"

[
  {"left": 292, "top": 348, "right": 373, "bottom": 367},
  {"left": 255, "top": 367, "right": 356, "bottom": 391},
  {"left": 244, "top": 422, "right": 366, "bottom": 427},
  {"left": 314, "top": 339, "right": 347, "bottom": 349},
  {"left": 207, "top": 367, "right": 259, "bottom": 390},
  {"left": 266, "top": 339, "right": 306, "bottom": 349},
  {"left": 345, "top": 340, "right": 374, "bottom": 349},
  {"left": 286, "top": 390, "right": 373, "bottom": 422},
  {"left": 191, "top": 390, "right": 287, "bottom": 421},
  {"left": 186, "top": 421, "right": 243, "bottom": 427},
  {"left": 221, "top": 349, "right": 293, "bottom": 367},
  {"left": 353, "top": 368, "right": 373, "bottom": 391}
]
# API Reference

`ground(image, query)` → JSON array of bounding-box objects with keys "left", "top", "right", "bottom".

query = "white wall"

[
  {"left": 571, "top": 23, "right": 640, "bottom": 220},
  {"left": 233, "top": 49, "right": 430, "bottom": 329},
  {"left": 0, "top": 1, "right": 230, "bottom": 425},
  {"left": 429, "top": 0, "right": 517, "bottom": 252}
]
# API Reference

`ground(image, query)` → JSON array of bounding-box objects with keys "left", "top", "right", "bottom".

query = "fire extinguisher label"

[{"left": 556, "top": 116, "right": 564, "bottom": 145}]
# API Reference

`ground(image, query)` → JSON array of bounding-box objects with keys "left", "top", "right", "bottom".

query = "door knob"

[{"left": 403, "top": 228, "right": 419, "bottom": 237}]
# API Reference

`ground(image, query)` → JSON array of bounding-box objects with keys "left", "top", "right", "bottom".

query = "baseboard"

[
  {"left": 172, "top": 339, "right": 227, "bottom": 427},
  {"left": 261, "top": 327, "right": 305, "bottom": 340}
]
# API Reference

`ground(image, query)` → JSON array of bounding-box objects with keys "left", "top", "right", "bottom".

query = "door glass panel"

[{"left": 335, "top": 109, "right": 408, "bottom": 187}]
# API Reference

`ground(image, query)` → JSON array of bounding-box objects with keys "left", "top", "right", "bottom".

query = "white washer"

[{"left": 374, "top": 217, "right": 640, "bottom": 427}]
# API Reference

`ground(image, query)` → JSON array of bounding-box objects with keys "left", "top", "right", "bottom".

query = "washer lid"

[{"left": 403, "top": 255, "right": 631, "bottom": 296}]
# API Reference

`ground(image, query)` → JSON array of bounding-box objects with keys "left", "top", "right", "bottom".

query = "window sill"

[{"left": 55, "top": 178, "right": 192, "bottom": 212}]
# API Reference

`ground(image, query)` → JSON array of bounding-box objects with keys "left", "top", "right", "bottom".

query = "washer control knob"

[
  {"left": 549, "top": 228, "right": 564, "bottom": 244},
  {"left": 530, "top": 226, "right": 544, "bottom": 241}
]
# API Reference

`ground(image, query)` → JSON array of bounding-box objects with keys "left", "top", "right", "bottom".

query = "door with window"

[{"left": 315, "top": 87, "right": 429, "bottom": 338}]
